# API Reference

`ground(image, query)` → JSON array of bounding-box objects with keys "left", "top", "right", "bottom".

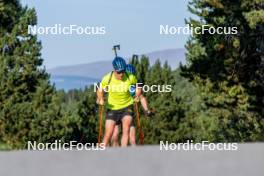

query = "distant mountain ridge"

[
  {"left": 47, "top": 48, "right": 186, "bottom": 90},
  {"left": 48, "top": 48, "right": 186, "bottom": 79},
  {"left": 146, "top": 48, "right": 186, "bottom": 68}
]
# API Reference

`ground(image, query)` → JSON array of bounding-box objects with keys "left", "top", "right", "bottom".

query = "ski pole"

[
  {"left": 98, "top": 105, "right": 104, "bottom": 144},
  {"left": 135, "top": 101, "right": 144, "bottom": 145}
]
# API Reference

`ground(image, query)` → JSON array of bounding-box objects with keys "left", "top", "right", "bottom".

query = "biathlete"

[
  {"left": 111, "top": 64, "right": 152, "bottom": 146},
  {"left": 96, "top": 57, "right": 141, "bottom": 147}
]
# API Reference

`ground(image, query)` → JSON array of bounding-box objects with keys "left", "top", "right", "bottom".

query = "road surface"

[{"left": 0, "top": 143, "right": 263, "bottom": 176}]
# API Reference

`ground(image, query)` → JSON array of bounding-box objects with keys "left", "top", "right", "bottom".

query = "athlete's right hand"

[{"left": 96, "top": 98, "right": 104, "bottom": 105}]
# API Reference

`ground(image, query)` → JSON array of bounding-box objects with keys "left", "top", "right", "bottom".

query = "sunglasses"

[{"left": 116, "top": 70, "right": 125, "bottom": 74}]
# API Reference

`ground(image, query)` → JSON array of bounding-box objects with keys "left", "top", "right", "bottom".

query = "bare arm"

[
  {"left": 96, "top": 86, "right": 105, "bottom": 105},
  {"left": 135, "top": 86, "right": 142, "bottom": 97}
]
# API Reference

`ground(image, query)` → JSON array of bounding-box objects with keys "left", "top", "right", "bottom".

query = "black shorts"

[{"left": 106, "top": 105, "right": 134, "bottom": 124}]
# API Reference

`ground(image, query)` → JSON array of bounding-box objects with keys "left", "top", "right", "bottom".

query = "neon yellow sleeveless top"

[{"left": 100, "top": 72, "right": 137, "bottom": 110}]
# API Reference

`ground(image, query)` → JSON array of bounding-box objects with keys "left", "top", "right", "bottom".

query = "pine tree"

[
  {"left": 0, "top": 0, "right": 69, "bottom": 148},
  {"left": 75, "top": 87, "right": 98, "bottom": 143},
  {"left": 181, "top": 0, "right": 264, "bottom": 142}
]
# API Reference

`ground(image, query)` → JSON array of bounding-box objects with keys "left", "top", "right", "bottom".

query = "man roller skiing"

[
  {"left": 111, "top": 64, "right": 152, "bottom": 146},
  {"left": 96, "top": 57, "right": 141, "bottom": 147}
]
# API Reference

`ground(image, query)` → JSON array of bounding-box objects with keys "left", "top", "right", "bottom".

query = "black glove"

[{"left": 144, "top": 110, "right": 154, "bottom": 117}]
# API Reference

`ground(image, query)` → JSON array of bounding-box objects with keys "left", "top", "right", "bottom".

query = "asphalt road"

[{"left": 0, "top": 143, "right": 263, "bottom": 176}]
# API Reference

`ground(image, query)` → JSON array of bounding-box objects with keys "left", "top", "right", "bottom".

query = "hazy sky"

[{"left": 21, "top": 0, "right": 192, "bottom": 68}]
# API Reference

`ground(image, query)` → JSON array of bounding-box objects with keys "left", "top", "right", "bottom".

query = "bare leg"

[
  {"left": 121, "top": 115, "right": 132, "bottom": 147},
  {"left": 102, "top": 120, "right": 116, "bottom": 147},
  {"left": 111, "top": 125, "right": 120, "bottom": 147},
  {"left": 129, "top": 126, "right": 136, "bottom": 146}
]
